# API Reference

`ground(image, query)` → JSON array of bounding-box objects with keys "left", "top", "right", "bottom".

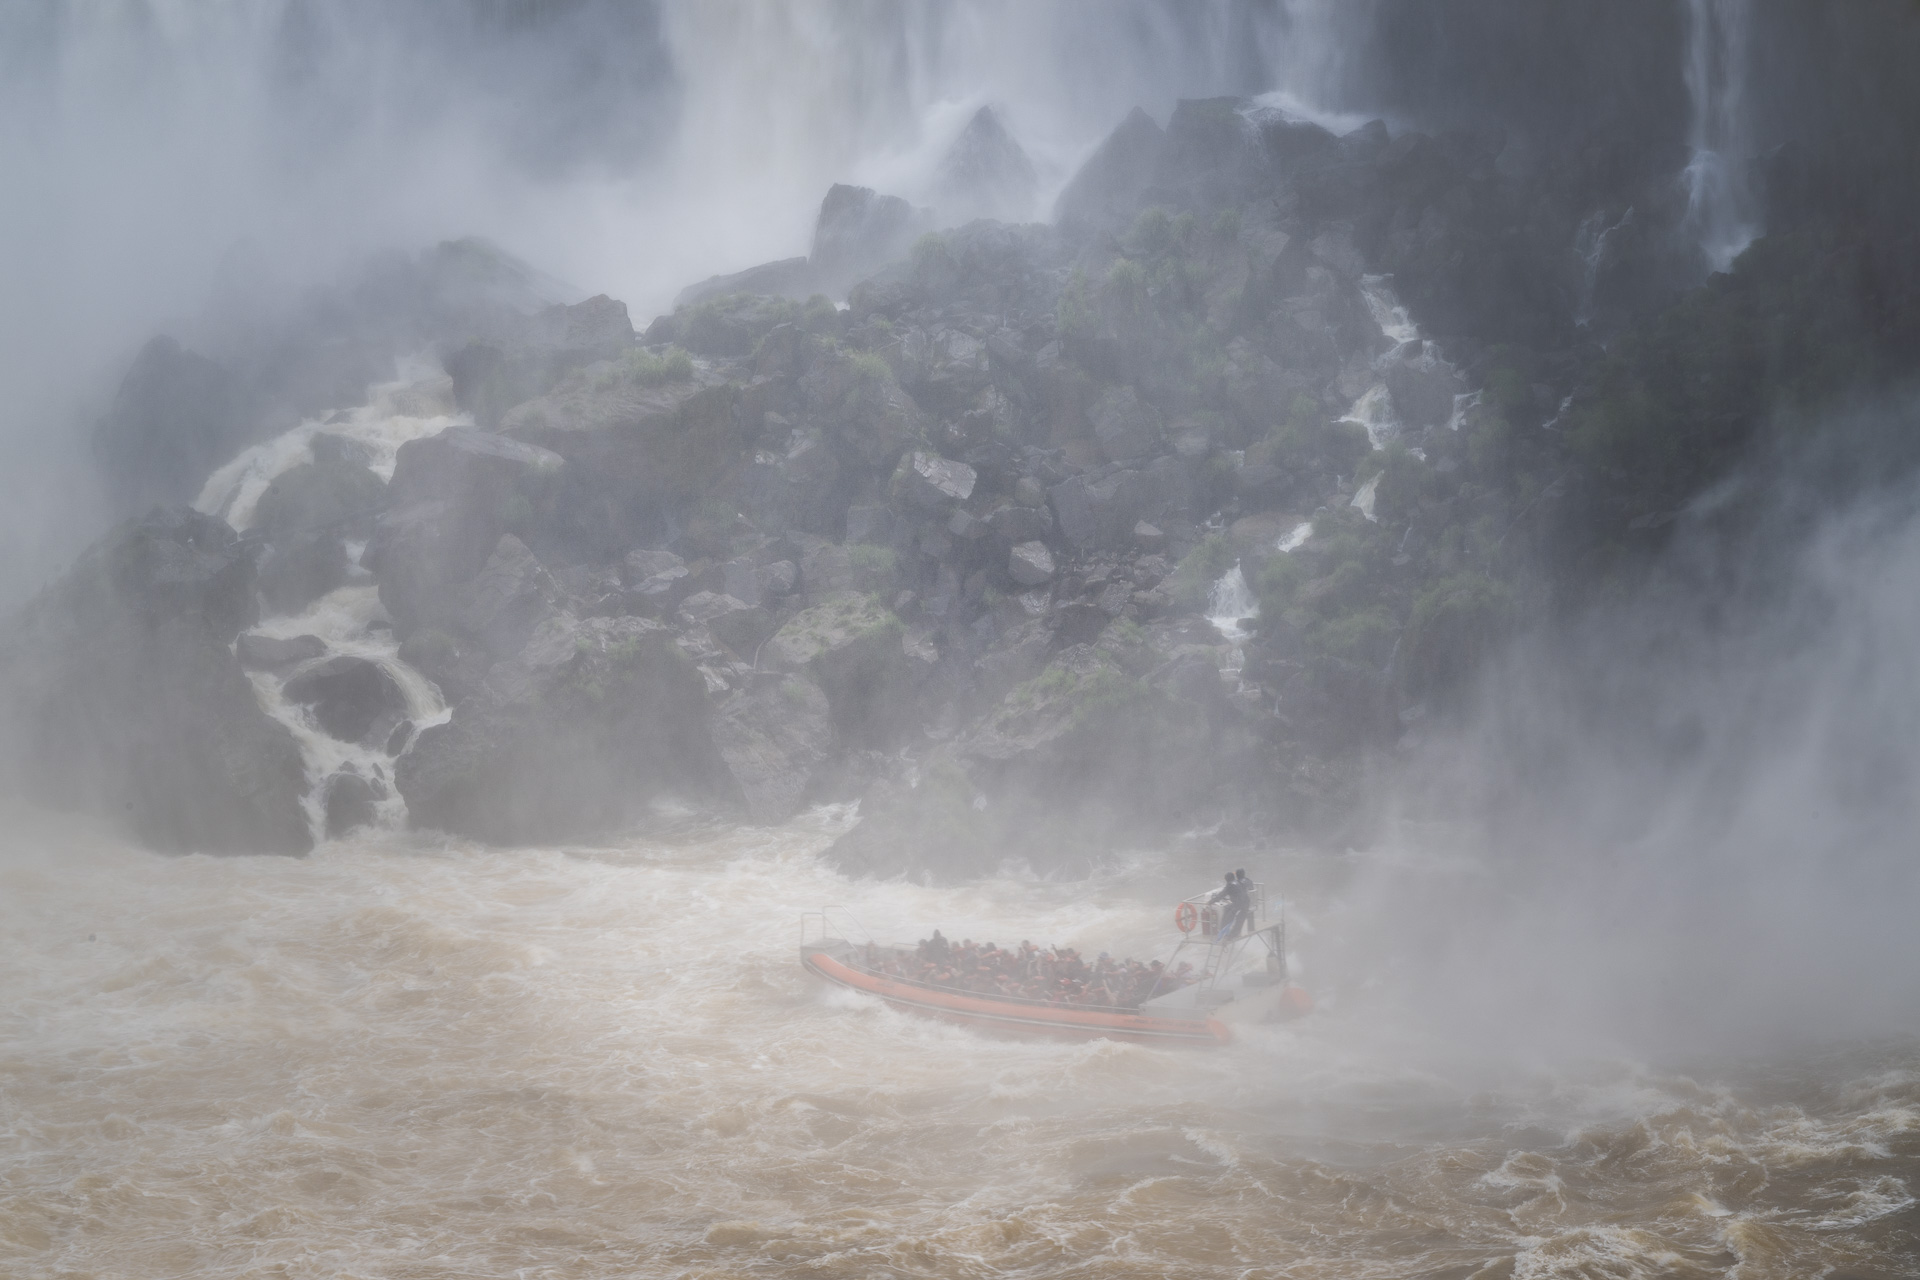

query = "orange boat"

[{"left": 799, "top": 883, "right": 1312, "bottom": 1048}]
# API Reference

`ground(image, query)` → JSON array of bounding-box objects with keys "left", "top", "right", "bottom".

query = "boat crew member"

[{"left": 1213, "top": 870, "right": 1252, "bottom": 940}]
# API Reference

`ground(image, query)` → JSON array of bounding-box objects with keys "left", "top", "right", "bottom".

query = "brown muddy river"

[{"left": 1, "top": 803, "right": 1913, "bottom": 1279}]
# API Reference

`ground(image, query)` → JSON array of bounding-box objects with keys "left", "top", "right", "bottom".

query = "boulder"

[
  {"left": 250, "top": 448, "right": 388, "bottom": 545},
  {"left": 624, "top": 547, "right": 686, "bottom": 584},
  {"left": 932, "top": 105, "right": 1040, "bottom": 224},
  {"left": 362, "top": 428, "right": 563, "bottom": 636},
  {"left": 500, "top": 368, "right": 741, "bottom": 553},
  {"left": 1089, "top": 384, "right": 1164, "bottom": 463},
  {"left": 396, "top": 615, "right": 727, "bottom": 844},
  {"left": 1054, "top": 107, "right": 1167, "bottom": 233},
  {"left": 757, "top": 559, "right": 799, "bottom": 598},
  {"left": 256, "top": 534, "right": 350, "bottom": 615},
  {"left": 890, "top": 450, "right": 978, "bottom": 509},
  {"left": 802, "top": 352, "right": 930, "bottom": 474},
  {"left": 237, "top": 632, "right": 327, "bottom": 670},
  {"left": 988, "top": 502, "right": 1054, "bottom": 543},
  {"left": 249, "top": 438, "right": 388, "bottom": 617},
  {"left": 810, "top": 184, "right": 928, "bottom": 294},
  {"left": 761, "top": 592, "right": 914, "bottom": 748},
  {"left": 91, "top": 336, "right": 248, "bottom": 514},
  {"left": 670, "top": 293, "right": 810, "bottom": 358},
  {"left": 396, "top": 628, "right": 489, "bottom": 707},
  {"left": 673, "top": 257, "right": 818, "bottom": 311},
  {"left": 444, "top": 294, "right": 638, "bottom": 428},
  {"left": 322, "top": 770, "right": 381, "bottom": 838},
  {"left": 283, "top": 655, "right": 409, "bottom": 745},
  {"left": 0, "top": 507, "right": 311, "bottom": 855},
  {"left": 1049, "top": 470, "right": 1157, "bottom": 550},
  {"left": 1008, "top": 540, "right": 1055, "bottom": 586},
  {"left": 711, "top": 673, "right": 834, "bottom": 822},
  {"left": 455, "top": 534, "right": 563, "bottom": 660},
  {"left": 677, "top": 591, "right": 771, "bottom": 656}
]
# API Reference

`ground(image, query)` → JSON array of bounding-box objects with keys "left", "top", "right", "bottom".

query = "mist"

[
  {"left": 1326, "top": 393, "right": 1920, "bottom": 1061},
  {"left": 0, "top": 0, "right": 1316, "bottom": 602},
  {"left": 4, "top": 4, "right": 1920, "bottom": 1276}
]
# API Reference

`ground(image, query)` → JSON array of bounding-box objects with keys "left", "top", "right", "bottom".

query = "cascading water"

[
  {"left": 193, "top": 361, "right": 465, "bottom": 842},
  {"left": 1683, "top": 0, "right": 1760, "bottom": 272},
  {"left": 1206, "top": 561, "right": 1259, "bottom": 644},
  {"left": 1572, "top": 206, "right": 1633, "bottom": 327}
]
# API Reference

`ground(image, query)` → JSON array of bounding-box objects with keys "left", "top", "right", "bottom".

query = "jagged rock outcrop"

[
  {"left": 0, "top": 507, "right": 311, "bottom": 855},
  {"left": 933, "top": 105, "right": 1039, "bottom": 225},
  {"left": 444, "top": 293, "right": 638, "bottom": 428},
  {"left": 362, "top": 427, "right": 563, "bottom": 636},
  {"left": 811, "top": 183, "right": 928, "bottom": 295},
  {"left": 1054, "top": 106, "right": 1166, "bottom": 233},
  {"left": 396, "top": 614, "right": 726, "bottom": 843},
  {"left": 711, "top": 672, "right": 834, "bottom": 823},
  {"left": 250, "top": 433, "right": 389, "bottom": 613},
  {"left": 499, "top": 363, "right": 742, "bottom": 557},
  {"left": 283, "top": 656, "right": 408, "bottom": 746},
  {"left": 761, "top": 593, "right": 919, "bottom": 749}
]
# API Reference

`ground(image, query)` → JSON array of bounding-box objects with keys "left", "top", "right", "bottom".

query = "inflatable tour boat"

[{"left": 800, "top": 883, "right": 1313, "bottom": 1047}]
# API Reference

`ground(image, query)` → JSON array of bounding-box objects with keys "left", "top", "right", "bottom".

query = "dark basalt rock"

[
  {"left": 322, "top": 769, "right": 380, "bottom": 839},
  {"left": 283, "top": 655, "right": 409, "bottom": 745},
  {"left": 811, "top": 183, "right": 929, "bottom": 295},
  {"left": 1054, "top": 107, "right": 1167, "bottom": 233},
  {"left": 0, "top": 507, "right": 310, "bottom": 855},
  {"left": 711, "top": 672, "right": 834, "bottom": 823},
  {"left": 237, "top": 632, "right": 327, "bottom": 670},
  {"left": 396, "top": 614, "right": 728, "bottom": 844},
  {"left": 362, "top": 427, "right": 563, "bottom": 637},
  {"left": 933, "top": 105, "right": 1039, "bottom": 224}
]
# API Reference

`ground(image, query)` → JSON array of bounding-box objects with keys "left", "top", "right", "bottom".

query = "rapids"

[{"left": 2, "top": 803, "right": 1913, "bottom": 1279}]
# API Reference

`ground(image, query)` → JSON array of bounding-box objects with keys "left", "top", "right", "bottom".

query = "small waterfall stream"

[
  {"left": 245, "top": 586, "right": 452, "bottom": 841},
  {"left": 1683, "top": 0, "right": 1760, "bottom": 271},
  {"left": 195, "top": 360, "right": 468, "bottom": 843}
]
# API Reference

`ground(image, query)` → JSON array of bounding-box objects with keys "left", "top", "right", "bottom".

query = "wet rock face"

[
  {"left": 248, "top": 436, "right": 390, "bottom": 616},
  {"left": 890, "top": 450, "right": 978, "bottom": 509},
  {"left": 811, "top": 184, "right": 928, "bottom": 294},
  {"left": 0, "top": 507, "right": 311, "bottom": 856},
  {"left": 1089, "top": 385, "right": 1164, "bottom": 464},
  {"left": 362, "top": 428, "right": 563, "bottom": 637},
  {"left": 711, "top": 673, "right": 834, "bottom": 823},
  {"left": 1007, "top": 540, "right": 1055, "bottom": 586},
  {"left": 932, "top": 105, "right": 1039, "bottom": 224},
  {"left": 1054, "top": 106, "right": 1166, "bottom": 233},
  {"left": 237, "top": 632, "right": 327, "bottom": 671},
  {"left": 396, "top": 614, "right": 729, "bottom": 845},
  {"left": 283, "top": 655, "right": 408, "bottom": 746},
  {"left": 456, "top": 534, "right": 563, "bottom": 662},
  {"left": 322, "top": 769, "right": 381, "bottom": 838},
  {"left": 762, "top": 593, "right": 917, "bottom": 749}
]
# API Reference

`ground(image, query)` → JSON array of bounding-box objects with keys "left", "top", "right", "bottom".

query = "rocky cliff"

[{"left": 16, "top": 57, "right": 1920, "bottom": 866}]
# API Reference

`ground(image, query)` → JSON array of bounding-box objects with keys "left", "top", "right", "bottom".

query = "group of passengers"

[{"left": 860, "top": 931, "right": 1197, "bottom": 1009}]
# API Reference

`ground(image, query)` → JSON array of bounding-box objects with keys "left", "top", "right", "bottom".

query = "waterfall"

[
  {"left": 1572, "top": 206, "right": 1633, "bottom": 327},
  {"left": 1683, "top": 0, "right": 1760, "bottom": 273},
  {"left": 1206, "top": 561, "right": 1258, "bottom": 643},
  {"left": 194, "top": 360, "right": 464, "bottom": 843}
]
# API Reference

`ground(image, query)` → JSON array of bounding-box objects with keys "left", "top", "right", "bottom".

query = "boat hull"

[{"left": 802, "top": 945, "right": 1232, "bottom": 1047}]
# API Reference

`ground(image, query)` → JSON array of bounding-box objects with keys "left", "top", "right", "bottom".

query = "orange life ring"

[{"left": 1174, "top": 902, "right": 1199, "bottom": 933}]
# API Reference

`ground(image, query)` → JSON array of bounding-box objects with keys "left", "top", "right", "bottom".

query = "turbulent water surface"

[{"left": 2, "top": 805, "right": 1913, "bottom": 1280}]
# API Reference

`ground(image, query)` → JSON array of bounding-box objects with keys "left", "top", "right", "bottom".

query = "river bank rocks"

[{"left": 21, "top": 77, "right": 1894, "bottom": 871}]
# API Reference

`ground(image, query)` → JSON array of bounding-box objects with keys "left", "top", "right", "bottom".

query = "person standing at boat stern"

[{"left": 1214, "top": 870, "right": 1252, "bottom": 940}]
